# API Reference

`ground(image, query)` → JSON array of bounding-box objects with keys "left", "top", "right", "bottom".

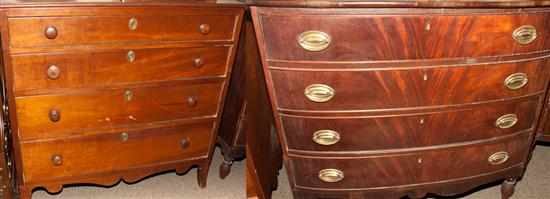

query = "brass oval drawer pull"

[
  {"left": 128, "top": 17, "right": 138, "bottom": 31},
  {"left": 318, "top": 169, "right": 344, "bottom": 183},
  {"left": 127, "top": 50, "right": 136, "bottom": 63},
  {"left": 49, "top": 108, "right": 61, "bottom": 122},
  {"left": 120, "top": 132, "right": 129, "bottom": 142},
  {"left": 495, "top": 114, "right": 518, "bottom": 129},
  {"left": 304, "top": 84, "right": 335, "bottom": 103},
  {"left": 312, "top": 130, "right": 340, "bottom": 146},
  {"left": 504, "top": 73, "right": 528, "bottom": 90},
  {"left": 44, "top": 25, "right": 58, "bottom": 40},
  {"left": 488, "top": 151, "right": 509, "bottom": 165},
  {"left": 51, "top": 154, "right": 63, "bottom": 166},
  {"left": 47, "top": 65, "right": 61, "bottom": 80},
  {"left": 298, "top": 31, "right": 331, "bottom": 52},
  {"left": 124, "top": 90, "right": 133, "bottom": 102},
  {"left": 180, "top": 138, "right": 190, "bottom": 149},
  {"left": 199, "top": 24, "right": 211, "bottom": 35},
  {"left": 513, "top": 25, "right": 537, "bottom": 45}
]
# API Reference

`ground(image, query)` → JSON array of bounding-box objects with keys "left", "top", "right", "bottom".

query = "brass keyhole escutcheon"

[
  {"left": 44, "top": 25, "right": 58, "bottom": 39},
  {"left": 513, "top": 25, "right": 537, "bottom": 45},
  {"left": 49, "top": 108, "right": 61, "bottom": 122},
  {"left": 127, "top": 50, "right": 136, "bottom": 63},
  {"left": 298, "top": 31, "right": 331, "bottom": 52},
  {"left": 495, "top": 114, "right": 518, "bottom": 129},
  {"left": 488, "top": 151, "right": 509, "bottom": 165},
  {"left": 304, "top": 84, "right": 335, "bottom": 103},
  {"left": 504, "top": 73, "right": 528, "bottom": 90},
  {"left": 51, "top": 154, "right": 63, "bottom": 166},
  {"left": 47, "top": 65, "right": 61, "bottom": 80},
  {"left": 128, "top": 17, "right": 138, "bottom": 31},
  {"left": 120, "top": 132, "right": 129, "bottom": 142},
  {"left": 312, "top": 130, "right": 340, "bottom": 146},
  {"left": 124, "top": 90, "right": 133, "bottom": 102},
  {"left": 318, "top": 169, "right": 344, "bottom": 183}
]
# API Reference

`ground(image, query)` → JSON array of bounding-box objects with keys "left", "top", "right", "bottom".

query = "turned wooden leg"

[
  {"left": 501, "top": 178, "right": 517, "bottom": 199},
  {"left": 219, "top": 159, "right": 233, "bottom": 179},
  {"left": 197, "top": 165, "right": 209, "bottom": 188},
  {"left": 18, "top": 186, "right": 32, "bottom": 199}
]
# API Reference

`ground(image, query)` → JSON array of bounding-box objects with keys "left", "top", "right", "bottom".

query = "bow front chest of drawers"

[
  {"left": 250, "top": 2, "right": 550, "bottom": 198},
  {"left": 0, "top": 1, "right": 244, "bottom": 198}
]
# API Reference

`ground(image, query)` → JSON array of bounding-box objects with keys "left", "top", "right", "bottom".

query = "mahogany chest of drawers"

[
  {"left": 250, "top": 2, "right": 550, "bottom": 198},
  {"left": 0, "top": 1, "right": 244, "bottom": 198}
]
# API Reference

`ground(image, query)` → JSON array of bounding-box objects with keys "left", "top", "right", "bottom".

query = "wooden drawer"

[
  {"left": 255, "top": 8, "right": 550, "bottom": 61},
  {"left": 8, "top": 9, "right": 240, "bottom": 48},
  {"left": 282, "top": 97, "right": 539, "bottom": 153},
  {"left": 271, "top": 59, "right": 549, "bottom": 111},
  {"left": 12, "top": 46, "right": 231, "bottom": 94},
  {"left": 289, "top": 132, "right": 530, "bottom": 190},
  {"left": 15, "top": 81, "right": 223, "bottom": 141},
  {"left": 20, "top": 121, "right": 213, "bottom": 183}
]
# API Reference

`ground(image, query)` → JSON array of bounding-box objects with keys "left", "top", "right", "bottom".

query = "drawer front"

[
  {"left": 290, "top": 132, "right": 530, "bottom": 189},
  {"left": 20, "top": 122, "right": 213, "bottom": 183},
  {"left": 271, "top": 60, "right": 548, "bottom": 111},
  {"left": 257, "top": 8, "right": 550, "bottom": 61},
  {"left": 12, "top": 46, "right": 231, "bottom": 94},
  {"left": 9, "top": 13, "right": 238, "bottom": 48},
  {"left": 283, "top": 97, "right": 539, "bottom": 152},
  {"left": 16, "top": 82, "right": 223, "bottom": 140}
]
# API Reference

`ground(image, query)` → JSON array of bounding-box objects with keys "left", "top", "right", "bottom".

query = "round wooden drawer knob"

[
  {"left": 180, "top": 138, "right": 190, "bottom": 149},
  {"left": 49, "top": 108, "right": 61, "bottom": 122},
  {"left": 318, "top": 168, "right": 344, "bottom": 183},
  {"left": 488, "top": 151, "right": 509, "bottom": 165},
  {"left": 495, "top": 114, "right": 518, "bottom": 129},
  {"left": 304, "top": 84, "right": 335, "bottom": 103},
  {"left": 504, "top": 73, "right": 528, "bottom": 90},
  {"left": 44, "top": 25, "right": 58, "bottom": 40},
  {"left": 187, "top": 96, "right": 198, "bottom": 107},
  {"left": 312, "top": 130, "right": 340, "bottom": 146},
  {"left": 47, "top": 65, "right": 61, "bottom": 80},
  {"left": 513, "top": 25, "right": 537, "bottom": 45},
  {"left": 51, "top": 154, "right": 63, "bottom": 166},
  {"left": 193, "top": 57, "right": 204, "bottom": 68},
  {"left": 199, "top": 24, "right": 211, "bottom": 35}
]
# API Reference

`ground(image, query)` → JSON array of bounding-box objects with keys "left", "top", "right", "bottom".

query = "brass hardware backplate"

[
  {"left": 504, "top": 73, "right": 528, "bottom": 90},
  {"left": 120, "top": 132, "right": 129, "bottom": 142},
  {"left": 304, "top": 84, "right": 335, "bottom": 103},
  {"left": 488, "top": 151, "right": 509, "bottom": 165},
  {"left": 318, "top": 168, "right": 344, "bottom": 183},
  {"left": 124, "top": 90, "right": 133, "bottom": 102},
  {"left": 127, "top": 50, "right": 136, "bottom": 63},
  {"left": 495, "top": 114, "right": 518, "bottom": 129},
  {"left": 312, "top": 130, "right": 340, "bottom": 146},
  {"left": 47, "top": 65, "right": 61, "bottom": 80},
  {"left": 128, "top": 17, "right": 138, "bottom": 31},
  {"left": 513, "top": 25, "right": 537, "bottom": 45},
  {"left": 298, "top": 31, "right": 331, "bottom": 52}
]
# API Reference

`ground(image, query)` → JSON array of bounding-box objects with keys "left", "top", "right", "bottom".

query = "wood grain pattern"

[
  {"left": 11, "top": 46, "right": 231, "bottom": 94},
  {"left": 15, "top": 81, "right": 223, "bottom": 141},
  {"left": 245, "top": 0, "right": 550, "bottom": 8},
  {"left": 282, "top": 96, "right": 539, "bottom": 153},
  {"left": 8, "top": 11, "right": 239, "bottom": 48},
  {"left": 20, "top": 121, "right": 213, "bottom": 184},
  {"left": 271, "top": 59, "right": 549, "bottom": 111},
  {"left": 258, "top": 8, "right": 550, "bottom": 61},
  {"left": 289, "top": 132, "right": 531, "bottom": 190}
]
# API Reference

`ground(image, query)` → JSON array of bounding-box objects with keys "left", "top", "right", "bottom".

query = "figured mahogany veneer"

[
  {"left": 251, "top": 5, "right": 549, "bottom": 199},
  {"left": 0, "top": 2, "right": 244, "bottom": 198}
]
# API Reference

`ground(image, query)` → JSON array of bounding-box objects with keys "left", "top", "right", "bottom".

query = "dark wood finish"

[
  {"left": 258, "top": 8, "right": 550, "bottom": 61},
  {"left": 250, "top": 5, "right": 548, "bottom": 199},
  {"left": 239, "top": 17, "right": 281, "bottom": 199},
  {"left": 246, "top": 0, "right": 550, "bottom": 8},
  {"left": 0, "top": 3, "right": 244, "bottom": 198}
]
